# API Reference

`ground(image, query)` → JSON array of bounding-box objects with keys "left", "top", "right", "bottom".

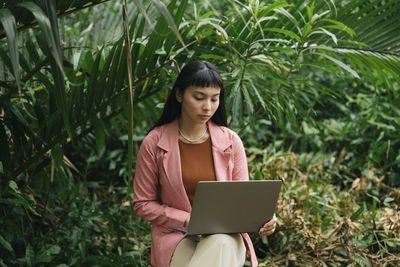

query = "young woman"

[{"left": 133, "top": 60, "right": 276, "bottom": 267}]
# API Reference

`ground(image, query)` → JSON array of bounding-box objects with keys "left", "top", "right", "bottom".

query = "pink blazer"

[{"left": 133, "top": 119, "right": 258, "bottom": 267}]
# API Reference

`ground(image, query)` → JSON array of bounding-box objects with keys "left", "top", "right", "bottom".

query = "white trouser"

[{"left": 170, "top": 234, "right": 246, "bottom": 267}]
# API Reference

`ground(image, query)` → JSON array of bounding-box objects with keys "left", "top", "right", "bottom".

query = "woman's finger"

[
  {"left": 262, "top": 214, "right": 277, "bottom": 228},
  {"left": 263, "top": 220, "right": 274, "bottom": 228},
  {"left": 264, "top": 224, "right": 274, "bottom": 231},
  {"left": 259, "top": 214, "right": 277, "bottom": 236},
  {"left": 259, "top": 227, "right": 275, "bottom": 236}
]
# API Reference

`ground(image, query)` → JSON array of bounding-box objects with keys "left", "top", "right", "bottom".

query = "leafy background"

[{"left": 0, "top": 0, "right": 399, "bottom": 266}]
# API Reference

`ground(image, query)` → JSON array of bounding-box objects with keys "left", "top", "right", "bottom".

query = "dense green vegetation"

[{"left": 1, "top": 0, "right": 399, "bottom": 266}]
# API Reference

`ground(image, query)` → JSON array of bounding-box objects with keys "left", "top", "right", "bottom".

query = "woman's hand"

[{"left": 258, "top": 214, "right": 276, "bottom": 236}]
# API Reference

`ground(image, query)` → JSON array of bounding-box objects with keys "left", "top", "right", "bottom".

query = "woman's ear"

[{"left": 175, "top": 88, "right": 183, "bottom": 103}]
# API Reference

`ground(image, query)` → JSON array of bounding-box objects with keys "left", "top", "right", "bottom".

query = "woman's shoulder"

[
  {"left": 141, "top": 122, "right": 173, "bottom": 147},
  {"left": 210, "top": 123, "right": 243, "bottom": 144},
  {"left": 142, "top": 125, "right": 163, "bottom": 144}
]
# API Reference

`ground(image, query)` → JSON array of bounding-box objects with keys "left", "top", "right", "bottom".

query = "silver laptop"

[{"left": 171, "top": 180, "right": 282, "bottom": 235}]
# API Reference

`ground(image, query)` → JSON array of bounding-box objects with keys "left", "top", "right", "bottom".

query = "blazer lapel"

[
  {"left": 208, "top": 121, "right": 232, "bottom": 181},
  {"left": 157, "top": 120, "right": 191, "bottom": 210}
]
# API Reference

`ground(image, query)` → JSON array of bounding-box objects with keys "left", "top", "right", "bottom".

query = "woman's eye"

[
  {"left": 194, "top": 96, "right": 203, "bottom": 100},
  {"left": 212, "top": 99, "right": 218, "bottom": 102}
]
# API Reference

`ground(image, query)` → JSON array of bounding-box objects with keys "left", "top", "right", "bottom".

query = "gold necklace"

[{"left": 178, "top": 126, "right": 208, "bottom": 143}]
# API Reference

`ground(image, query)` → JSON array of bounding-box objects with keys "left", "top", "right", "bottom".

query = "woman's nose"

[{"left": 203, "top": 100, "right": 211, "bottom": 110}]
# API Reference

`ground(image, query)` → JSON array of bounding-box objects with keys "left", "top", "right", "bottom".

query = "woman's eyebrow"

[{"left": 193, "top": 90, "right": 220, "bottom": 96}]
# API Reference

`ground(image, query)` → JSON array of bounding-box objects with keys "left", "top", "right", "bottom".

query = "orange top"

[{"left": 179, "top": 137, "right": 216, "bottom": 204}]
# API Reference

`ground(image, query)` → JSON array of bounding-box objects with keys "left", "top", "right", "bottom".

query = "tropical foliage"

[{"left": 0, "top": 0, "right": 399, "bottom": 266}]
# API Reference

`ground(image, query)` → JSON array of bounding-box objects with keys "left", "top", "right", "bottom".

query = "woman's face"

[{"left": 176, "top": 85, "right": 221, "bottom": 126}]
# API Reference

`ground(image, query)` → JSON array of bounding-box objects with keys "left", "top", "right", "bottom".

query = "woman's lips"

[{"left": 200, "top": 115, "right": 210, "bottom": 120}]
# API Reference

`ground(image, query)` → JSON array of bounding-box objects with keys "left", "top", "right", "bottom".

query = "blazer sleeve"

[
  {"left": 231, "top": 132, "right": 249, "bottom": 181},
  {"left": 132, "top": 135, "right": 189, "bottom": 229}
]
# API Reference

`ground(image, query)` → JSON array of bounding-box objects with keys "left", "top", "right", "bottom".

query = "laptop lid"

[{"left": 186, "top": 180, "right": 282, "bottom": 235}]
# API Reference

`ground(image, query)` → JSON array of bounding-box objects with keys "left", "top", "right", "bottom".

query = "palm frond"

[{"left": 2, "top": 0, "right": 189, "bottom": 180}]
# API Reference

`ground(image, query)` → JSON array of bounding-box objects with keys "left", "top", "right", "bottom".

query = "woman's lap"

[{"left": 170, "top": 233, "right": 246, "bottom": 267}]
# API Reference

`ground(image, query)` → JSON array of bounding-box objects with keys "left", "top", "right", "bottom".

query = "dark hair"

[{"left": 151, "top": 60, "right": 227, "bottom": 130}]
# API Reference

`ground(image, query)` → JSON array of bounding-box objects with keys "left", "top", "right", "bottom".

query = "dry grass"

[{"left": 247, "top": 151, "right": 400, "bottom": 267}]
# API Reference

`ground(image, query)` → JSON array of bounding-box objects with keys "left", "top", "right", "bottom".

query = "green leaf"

[
  {"left": 258, "top": 1, "right": 291, "bottom": 17},
  {"left": 316, "top": 52, "right": 360, "bottom": 79},
  {"left": 17, "top": 2, "right": 63, "bottom": 74},
  {"left": 36, "top": 245, "right": 61, "bottom": 263},
  {"left": 321, "top": 18, "right": 355, "bottom": 37},
  {"left": 306, "top": 1, "right": 314, "bottom": 22},
  {"left": 93, "top": 117, "right": 106, "bottom": 154},
  {"left": 51, "top": 144, "right": 64, "bottom": 167},
  {"left": 366, "top": 193, "right": 381, "bottom": 204},
  {"left": 337, "top": 39, "right": 369, "bottom": 48},
  {"left": 198, "top": 19, "right": 229, "bottom": 44},
  {"left": 254, "top": 170, "right": 263, "bottom": 180},
  {"left": 275, "top": 7, "right": 300, "bottom": 33},
  {"left": 310, "top": 10, "right": 330, "bottom": 23},
  {"left": 26, "top": 39, "right": 40, "bottom": 62},
  {"left": 248, "top": 80, "right": 266, "bottom": 110},
  {"left": 8, "top": 180, "right": 19, "bottom": 192},
  {"left": 132, "top": 0, "right": 153, "bottom": 30},
  {"left": 371, "top": 198, "right": 377, "bottom": 214},
  {"left": 25, "top": 244, "right": 34, "bottom": 267},
  {"left": 199, "top": 54, "right": 227, "bottom": 60},
  {"left": 86, "top": 48, "right": 103, "bottom": 110},
  {"left": 8, "top": 181, "right": 41, "bottom": 217},
  {"left": 302, "top": 23, "right": 312, "bottom": 37},
  {"left": 0, "top": 48, "right": 13, "bottom": 74},
  {"left": 0, "top": 235, "right": 13, "bottom": 253},
  {"left": 311, "top": 28, "right": 337, "bottom": 45},
  {"left": 243, "top": 86, "right": 254, "bottom": 116},
  {"left": 383, "top": 197, "right": 395, "bottom": 206},
  {"left": 350, "top": 206, "right": 365, "bottom": 221},
  {"left": 0, "top": 8, "right": 20, "bottom": 90},
  {"left": 263, "top": 27, "right": 301, "bottom": 42},
  {"left": 0, "top": 119, "right": 10, "bottom": 170},
  {"left": 230, "top": 79, "right": 242, "bottom": 125},
  {"left": 152, "top": 0, "right": 185, "bottom": 47}
]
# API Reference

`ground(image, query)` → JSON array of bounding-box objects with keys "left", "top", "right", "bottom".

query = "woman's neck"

[{"left": 178, "top": 118, "right": 208, "bottom": 140}]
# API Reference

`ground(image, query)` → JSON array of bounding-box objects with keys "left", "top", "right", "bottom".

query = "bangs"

[
  {"left": 175, "top": 61, "right": 224, "bottom": 91},
  {"left": 189, "top": 68, "right": 223, "bottom": 89}
]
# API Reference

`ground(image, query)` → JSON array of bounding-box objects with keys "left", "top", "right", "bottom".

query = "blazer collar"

[
  {"left": 208, "top": 120, "right": 231, "bottom": 151},
  {"left": 156, "top": 119, "right": 232, "bottom": 151},
  {"left": 156, "top": 120, "right": 178, "bottom": 151}
]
